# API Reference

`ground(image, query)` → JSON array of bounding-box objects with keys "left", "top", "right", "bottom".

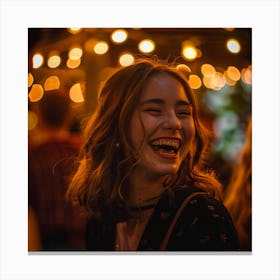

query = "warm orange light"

[
  {"left": 201, "top": 64, "right": 216, "bottom": 77},
  {"left": 189, "top": 75, "right": 202, "bottom": 89},
  {"left": 69, "top": 83, "right": 84, "bottom": 103},
  {"left": 214, "top": 72, "right": 226, "bottom": 90},
  {"left": 28, "top": 111, "right": 38, "bottom": 130},
  {"left": 94, "top": 41, "right": 109, "bottom": 55},
  {"left": 223, "top": 71, "right": 236, "bottom": 86},
  {"left": 227, "top": 66, "right": 241, "bottom": 81},
  {"left": 47, "top": 54, "right": 61, "bottom": 68},
  {"left": 29, "top": 84, "right": 44, "bottom": 102},
  {"left": 176, "top": 64, "right": 191, "bottom": 78},
  {"left": 69, "top": 47, "right": 83, "bottom": 59},
  {"left": 203, "top": 72, "right": 225, "bottom": 90},
  {"left": 182, "top": 46, "right": 197, "bottom": 60},
  {"left": 119, "top": 53, "right": 134, "bottom": 67},
  {"left": 67, "top": 28, "right": 82, "bottom": 34},
  {"left": 44, "top": 76, "right": 60, "bottom": 91},
  {"left": 241, "top": 66, "right": 252, "bottom": 84},
  {"left": 224, "top": 28, "right": 235, "bottom": 32},
  {"left": 66, "top": 58, "right": 81, "bottom": 69},
  {"left": 28, "top": 73, "right": 34, "bottom": 87}
]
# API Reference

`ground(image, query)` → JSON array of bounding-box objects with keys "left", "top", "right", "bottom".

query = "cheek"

[
  {"left": 129, "top": 113, "right": 145, "bottom": 150},
  {"left": 182, "top": 119, "right": 196, "bottom": 146}
]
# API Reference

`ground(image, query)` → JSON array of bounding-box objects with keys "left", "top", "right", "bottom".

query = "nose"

[{"left": 163, "top": 111, "right": 182, "bottom": 130}]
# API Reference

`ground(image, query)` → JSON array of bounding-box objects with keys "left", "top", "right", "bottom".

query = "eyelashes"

[{"left": 144, "top": 108, "right": 192, "bottom": 117}]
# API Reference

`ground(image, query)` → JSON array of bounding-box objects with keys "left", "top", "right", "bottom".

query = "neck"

[{"left": 127, "top": 169, "right": 173, "bottom": 207}]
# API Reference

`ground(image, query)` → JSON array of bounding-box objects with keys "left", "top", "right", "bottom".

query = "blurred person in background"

[
  {"left": 28, "top": 206, "right": 42, "bottom": 251},
  {"left": 28, "top": 88, "right": 86, "bottom": 251},
  {"left": 224, "top": 117, "right": 252, "bottom": 251},
  {"left": 67, "top": 58, "right": 238, "bottom": 251}
]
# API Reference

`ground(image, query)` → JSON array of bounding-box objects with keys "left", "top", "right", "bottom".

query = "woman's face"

[{"left": 129, "top": 73, "right": 196, "bottom": 180}]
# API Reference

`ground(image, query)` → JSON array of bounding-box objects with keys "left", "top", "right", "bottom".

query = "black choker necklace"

[{"left": 129, "top": 204, "right": 156, "bottom": 212}]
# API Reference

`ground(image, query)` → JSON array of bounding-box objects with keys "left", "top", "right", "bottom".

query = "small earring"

[{"left": 116, "top": 142, "right": 120, "bottom": 148}]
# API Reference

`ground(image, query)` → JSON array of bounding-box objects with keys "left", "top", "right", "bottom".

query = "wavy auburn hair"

[
  {"left": 224, "top": 118, "right": 252, "bottom": 250},
  {"left": 67, "top": 58, "right": 222, "bottom": 221}
]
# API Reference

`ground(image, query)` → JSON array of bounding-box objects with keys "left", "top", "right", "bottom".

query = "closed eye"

[
  {"left": 144, "top": 108, "right": 162, "bottom": 115},
  {"left": 176, "top": 110, "right": 192, "bottom": 116}
]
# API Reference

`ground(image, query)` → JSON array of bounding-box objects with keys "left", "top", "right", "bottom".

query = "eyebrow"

[{"left": 140, "top": 98, "right": 191, "bottom": 107}]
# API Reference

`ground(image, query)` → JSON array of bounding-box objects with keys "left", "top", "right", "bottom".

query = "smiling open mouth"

[{"left": 150, "top": 138, "right": 180, "bottom": 159}]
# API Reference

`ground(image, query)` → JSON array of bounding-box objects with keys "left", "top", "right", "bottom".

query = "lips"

[{"left": 150, "top": 137, "right": 181, "bottom": 160}]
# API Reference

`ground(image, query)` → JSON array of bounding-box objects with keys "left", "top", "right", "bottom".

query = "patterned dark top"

[{"left": 86, "top": 186, "right": 238, "bottom": 251}]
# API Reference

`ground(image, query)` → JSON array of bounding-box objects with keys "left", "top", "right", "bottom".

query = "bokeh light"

[
  {"left": 66, "top": 58, "right": 81, "bottom": 69},
  {"left": 182, "top": 46, "right": 198, "bottom": 61},
  {"left": 69, "top": 83, "right": 84, "bottom": 103},
  {"left": 29, "top": 84, "right": 44, "bottom": 102},
  {"left": 111, "top": 29, "right": 128, "bottom": 44},
  {"left": 32, "top": 53, "right": 44, "bottom": 69},
  {"left": 227, "top": 66, "right": 241, "bottom": 81},
  {"left": 28, "top": 110, "right": 38, "bottom": 130},
  {"left": 226, "top": 38, "right": 241, "bottom": 54},
  {"left": 94, "top": 41, "right": 109, "bottom": 55},
  {"left": 201, "top": 64, "right": 216, "bottom": 77},
  {"left": 28, "top": 73, "right": 34, "bottom": 87},
  {"left": 44, "top": 76, "right": 60, "bottom": 91},
  {"left": 214, "top": 72, "right": 226, "bottom": 90},
  {"left": 223, "top": 70, "right": 236, "bottom": 86},
  {"left": 47, "top": 54, "right": 61, "bottom": 68},
  {"left": 241, "top": 66, "right": 252, "bottom": 84},
  {"left": 119, "top": 53, "right": 135, "bottom": 67},
  {"left": 67, "top": 28, "right": 82, "bottom": 34},
  {"left": 203, "top": 72, "right": 225, "bottom": 90},
  {"left": 68, "top": 47, "right": 83, "bottom": 60},
  {"left": 138, "top": 39, "right": 155, "bottom": 53},
  {"left": 189, "top": 74, "right": 202, "bottom": 89}
]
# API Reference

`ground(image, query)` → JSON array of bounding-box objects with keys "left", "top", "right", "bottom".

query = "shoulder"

[{"left": 167, "top": 187, "right": 238, "bottom": 250}]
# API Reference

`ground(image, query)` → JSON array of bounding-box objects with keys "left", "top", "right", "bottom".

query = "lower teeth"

[{"left": 158, "top": 149, "right": 175, "bottom": 156}]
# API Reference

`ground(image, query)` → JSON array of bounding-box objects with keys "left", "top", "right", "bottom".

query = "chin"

[{"left": 152, "top": 165, "right": 179, "bottom": 177}]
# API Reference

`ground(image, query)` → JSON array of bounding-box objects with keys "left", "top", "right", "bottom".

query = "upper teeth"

[{"left": 151, "top": 139, "right": 180, "bottom": 149}]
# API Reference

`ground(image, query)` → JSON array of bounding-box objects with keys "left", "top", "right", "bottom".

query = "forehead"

[{"left": 140, "top": 73, "right": 189, "bottom": 102}]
